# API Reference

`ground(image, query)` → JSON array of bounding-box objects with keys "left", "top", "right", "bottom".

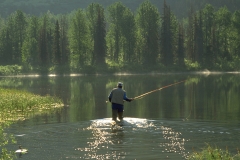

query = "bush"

[
  {"left": 184, "top": 59, "right": 201, "bottom": 71},
  {"left": 0, "top": 65, "right": 22, "bottom": 76}
]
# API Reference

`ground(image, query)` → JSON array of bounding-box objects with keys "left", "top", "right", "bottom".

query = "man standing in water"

[{"left": 108, "top": 82, "right": 134, "bottom": 122}]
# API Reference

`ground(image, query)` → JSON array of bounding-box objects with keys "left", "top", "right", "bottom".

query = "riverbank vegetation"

[
  {"left": 188, "top": 144, "right": 240, "bottom": 160},
  {"left": 0, "top": 88, "right": 63, "bottom": 122},
  {"left": 1, "top": 1, "right": 240, "bottom": 75},
  {"left": 0, "top": 87, "right": 64, "bottom": 160}
]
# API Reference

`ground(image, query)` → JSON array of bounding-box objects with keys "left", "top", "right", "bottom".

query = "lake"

[{"left": 2, "top": 72, "right": 240, "bottom": 159}]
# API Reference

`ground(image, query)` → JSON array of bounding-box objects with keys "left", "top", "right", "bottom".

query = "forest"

[{"left": 0, "top": 0, "right": 240, "bottom": 74}]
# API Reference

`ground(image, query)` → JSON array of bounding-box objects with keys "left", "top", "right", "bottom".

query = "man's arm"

[
  {"left": 123, "top": 92, "right": 133, "bottom": 102},
  {"left": 108, "top": 91, "right": 112, "bottom": 102}
]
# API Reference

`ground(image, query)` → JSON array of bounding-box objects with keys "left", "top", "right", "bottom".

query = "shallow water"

[
  {"left": 2, "top": 73, "right": 240, "bottom": 159},
  {"left": 7, "top": 117, "right": 240, "bottom": 160}
]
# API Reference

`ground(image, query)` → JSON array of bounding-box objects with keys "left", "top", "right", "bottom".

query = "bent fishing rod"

[
  {"left": 106, "top": 80, "right": 186, "bottom": 103},
  {"left": 133, "top": 80, "right": 186, "bottom": 100}
]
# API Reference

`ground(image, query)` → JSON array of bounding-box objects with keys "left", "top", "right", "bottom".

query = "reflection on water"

[
  {"left": 2, "top": 73, "right": 240, "bottom": 159},
  {"left": 75, "top": 118, "right": 189, "bottom": 159},
  {"left": 7, "top": 117, "right": 240, "bottom": 159},
  {"left": 2, "top": 73, "right": 240, "bottom": 122}
]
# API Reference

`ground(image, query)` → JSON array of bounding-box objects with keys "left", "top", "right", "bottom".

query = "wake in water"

[
  {"left": 77, "top": 117, "right": 189, "bottom": 159},
  {"left": 8, "top": 118, "right": 237, "bottom": 159}
]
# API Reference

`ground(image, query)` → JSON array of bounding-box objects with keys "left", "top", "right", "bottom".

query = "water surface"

[{"left": 3, "top": 73, "right": 240, "bottom": 159}]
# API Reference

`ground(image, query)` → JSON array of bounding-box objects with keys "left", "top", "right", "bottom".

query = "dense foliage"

[{"left": 0, "top": 0, "right": 240, "bottom": 74}]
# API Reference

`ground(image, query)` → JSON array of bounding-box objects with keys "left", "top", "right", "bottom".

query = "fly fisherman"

[{"left": 108, "top": 82, "right": 134, "bottom": 122}]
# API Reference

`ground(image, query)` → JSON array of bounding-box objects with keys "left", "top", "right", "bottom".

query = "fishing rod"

[
  {"left": 106, "top": 80, "right": 186, "bottom": 103},
  {"left": 133, "top": 80, "right": 186, "bottom": 100}
]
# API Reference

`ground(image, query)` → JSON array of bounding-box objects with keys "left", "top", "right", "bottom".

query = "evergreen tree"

[
  {"left": 121, "top": 8, "right": 136, "bottom": 63},
  {"left": 69, "top": 9, "right": 90, "bottom": 69},
  {"left": 94, "top": 8, "right": 106, "bottom": 65},
  {"left": 53, "top": 20, "right": 61, "bottom": 65},
  {"left": 136, "top": 1, "right": 160, "bottom": 66},
  {"left": 177, "top": 23, "right": 185, "bottom": 67},
  {"left": 86, "top": 3, "right": 106, "bottom": 66},
  {"left": 194, "top": 11, "right": 204, "bottom": 65},
  {"left": 161, "top": 0, "right": 173, "bottom": 66},
  {"left": 38, "top": 16, "right": 48, "bottom": 73},
  {"left": 0, "top": 28, "right": 12, "bottom": 65},
  {"left": 186, "top": 6, "right": 195, "bottom": 62},
  {"left": 0, "top": 10, "right": 27, "bottom": 65},
  {"left": 202, "top": 4, "right": 215, "bottom": 67},
  {"left": 4, "top": 14, "right": 15, "bottom": 64},
  {"left": 107, "top": 2, "right": 126, "bottom": 62},
  {"left": 59, "top": 15, "right": 70, "bottom": 72},
  {"left": 21, "top": 16, "right": 39, "bottom": 69},
  {"left": 215, "top": 6, "right": 232, "bottom": 61},
  {"left": 232, "top": 10, "right": 240, "bottom": 57},
  {"left": 14, "top": 10, "right": 27, "bottom": 64}
]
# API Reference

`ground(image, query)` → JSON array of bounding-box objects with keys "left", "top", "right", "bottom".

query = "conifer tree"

[
  {"left": 186, "top": 6, "right": 195, "bottom": 62},
  {"left": 69, "top": 9, "right": 90, "bottom": 68},
  {"left": 177, "top": 23, "right": 185, "bottom": 67},
  {"left": 53, "top": 20, "right": 61, "bottom": 65},
  {"left": 38, "top": 16, "right": 48, "bottom": 73},
  {"left": 194, "top": 11, "right": 204, "bottom": 65},
  {"left": 136, "top": 1, "right": 160, "bottom": 65},
  {"left": 87, "top": 3, "right": 106, "bottom": 66},
  {"left": 21, "top": 16, "right": 39, "bottom": 69},
  {"left": 202, "top": 4, "right": 215, "bottom": 67},
  {"left": 107, "top": 2, "right": 126, "bottom": 62},
  {"left": 94, "top": 8, "right": 106, "bottom": 65},
  {"left": 59, "top": 15, "right": 70, "bottom": 72},
  {"left": 14, "top": 10, "right": 27, "bottom": 64},
  {"left": 161, "top": 0, "right": 173, "bottom": 66},
  {"left": 0, "top": 28, "right": 12, "bottom": 65}
]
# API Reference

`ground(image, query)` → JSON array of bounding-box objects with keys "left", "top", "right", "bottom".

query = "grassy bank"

[
  {"left": 188, "top": 145, "right": 240, "bottom": 160},
  {"left": 0, "top": 88, "right": 63, "bottom": 122},
  {"left": 0, "top": 87, "right": 64, "bottom": 160}
]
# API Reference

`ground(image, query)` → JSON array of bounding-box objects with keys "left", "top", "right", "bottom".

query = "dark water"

[{"left": 2, "top": 73, "right": 240, "bottom": 159}]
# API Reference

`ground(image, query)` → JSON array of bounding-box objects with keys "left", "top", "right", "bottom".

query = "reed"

[
  {"left": 188, "top": 144, "right": 240, "bottom": 160},
  {"left": 0, "top": 87, "right": 64, "bottom": 160},
  {"left": 0, "top": 88, "right": 63, "bottom": 122}
]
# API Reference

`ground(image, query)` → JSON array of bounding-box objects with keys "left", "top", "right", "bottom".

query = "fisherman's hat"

[{"left": 117, "top": 82, "right": 123, "bottom": 87}]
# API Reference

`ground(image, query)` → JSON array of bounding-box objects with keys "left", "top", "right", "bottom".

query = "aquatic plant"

[
  {"left": 0, "top": 88, "right": 63, "bottom": 122},
  {"left": 0, "top": 122, "right": 16, "bottom": 160},
  {"left": 188, "top": 144, "right": 240, "bottom": 160},
  {"left": 0, "top": 87, "right": 64, "bottom": 160}
]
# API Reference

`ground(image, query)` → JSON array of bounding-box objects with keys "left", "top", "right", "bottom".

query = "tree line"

[{"left": 0, "top": 0, "right": 240, "bottom": 74}]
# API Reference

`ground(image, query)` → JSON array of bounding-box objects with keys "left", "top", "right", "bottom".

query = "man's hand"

[{"left": 129, "top": 98, "right": 134, "bottom": 102}]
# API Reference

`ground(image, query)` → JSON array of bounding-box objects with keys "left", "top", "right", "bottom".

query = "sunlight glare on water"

[
  {"left": 4, "top": 74, "right": 240, "bottom": 159},
  {"left": 7, "top": 118, "right": 239, "bottom": 159},
  {"left": 74, "top": 118, "right": 189, "bottom": 159}
]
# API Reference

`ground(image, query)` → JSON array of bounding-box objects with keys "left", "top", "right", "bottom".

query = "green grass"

[
  {"left": 0, "top": 87, "right": 64, "bottom": 160},
  {"left": 0, "top": 88, "right": 63, "bottom": 122},
  {"left": 188, "top": 145, "right": 240, "bottom": 160}
]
